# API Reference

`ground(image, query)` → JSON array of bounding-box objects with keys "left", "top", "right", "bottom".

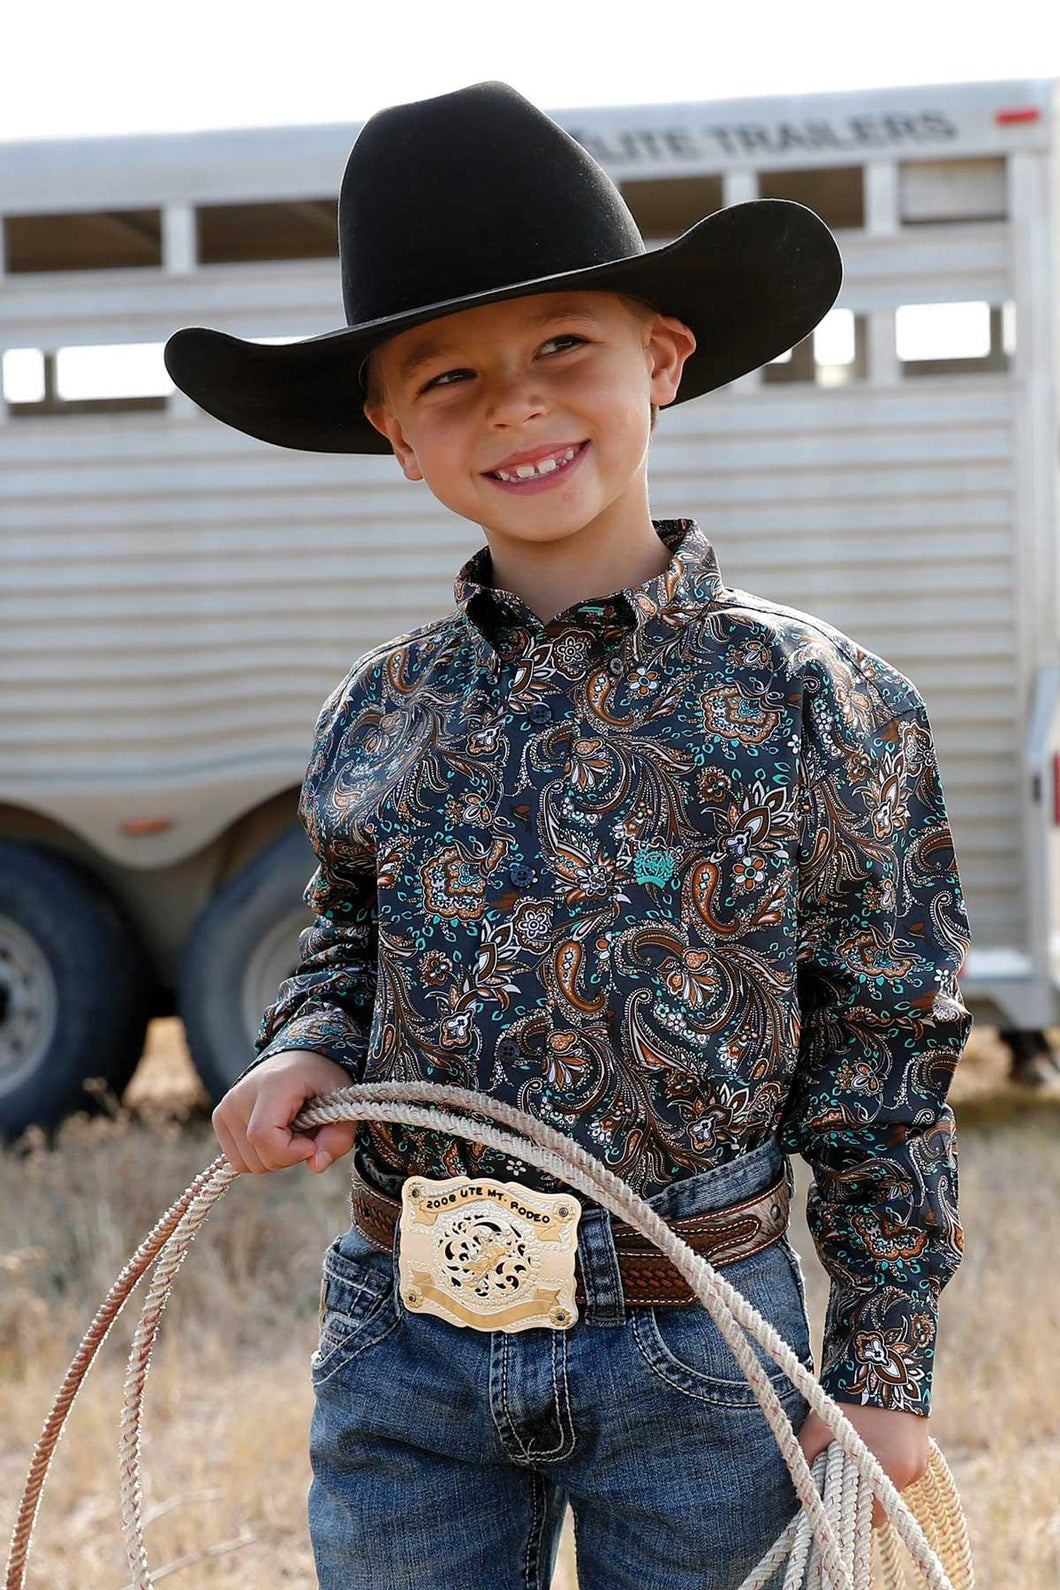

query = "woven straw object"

[{"left": 4, "top": 1081, "right": 974, "bottom": 1590}]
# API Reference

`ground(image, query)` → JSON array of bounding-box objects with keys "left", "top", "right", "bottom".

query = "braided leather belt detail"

[{"left": 347, "top": 1160, "right": 791, "bottom": 1307}]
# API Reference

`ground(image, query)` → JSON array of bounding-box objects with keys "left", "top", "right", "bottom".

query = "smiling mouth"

[{"left": 484, "top": 439, "right": 590, "bottom": 486}]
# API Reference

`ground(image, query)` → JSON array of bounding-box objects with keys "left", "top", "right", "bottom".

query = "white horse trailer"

[{"left": 2, "top": 76, "right": 1058, "bottom": 1135}]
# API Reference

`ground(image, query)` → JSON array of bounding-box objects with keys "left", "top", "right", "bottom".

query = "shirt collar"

[{"left": 453, "top": 517, "right": 725, "bottom": 659}]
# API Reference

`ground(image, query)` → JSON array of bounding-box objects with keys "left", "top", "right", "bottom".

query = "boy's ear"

[
  {"left": 362, "top": 401, "right": 423, "bottom": 480},
  {"left": 362, "top": 398, "right": 400, "bottom": 454},
  {"left": 362, "top": 399, "right": 391, "bottom": 442},
  {"left": 647, "top": 314, "right": 697, "bottom": 409}
]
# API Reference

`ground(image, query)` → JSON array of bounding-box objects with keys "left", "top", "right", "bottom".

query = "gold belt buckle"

[{"left": 396, "top": 1174, "right": 582, "bottom": 1333}]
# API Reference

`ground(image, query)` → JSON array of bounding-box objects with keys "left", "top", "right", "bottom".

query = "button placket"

[{"left": 600, "top": 635, "right": 637, "bottom": 689}]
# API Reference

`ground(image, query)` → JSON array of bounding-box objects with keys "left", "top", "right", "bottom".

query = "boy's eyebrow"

[{"left": 396, "top": 302, "right": 603, "bottom": 385}]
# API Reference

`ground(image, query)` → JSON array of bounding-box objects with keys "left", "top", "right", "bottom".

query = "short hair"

[{"left": 361, "top": 290, "right": 660, "bottom": 432}]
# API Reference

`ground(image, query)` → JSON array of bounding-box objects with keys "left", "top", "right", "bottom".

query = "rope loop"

[{"left": 3, "top": 1081, "right": 974, "bottom": 1590}]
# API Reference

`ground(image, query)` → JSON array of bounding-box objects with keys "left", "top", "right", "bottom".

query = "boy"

[{"left": 166, "top": 80, "right": 973, "bottom": 1590}]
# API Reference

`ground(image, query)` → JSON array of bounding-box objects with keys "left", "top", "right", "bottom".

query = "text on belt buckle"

[{"left": 397, "top": 1174, "right": 582, "bottom": 1333}]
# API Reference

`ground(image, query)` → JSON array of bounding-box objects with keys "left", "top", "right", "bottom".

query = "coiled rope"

[{"left": 5, "top": 1080, "right": 974, "bottom": 1590}]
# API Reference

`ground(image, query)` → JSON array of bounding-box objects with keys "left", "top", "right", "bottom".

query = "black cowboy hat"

[{"left": 163, "top": 80, "right": 843, "bottom": 456}]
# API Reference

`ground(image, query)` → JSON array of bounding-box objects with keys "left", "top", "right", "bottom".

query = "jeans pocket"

[
  {"left": 631, "top": 1236, "right": 814, "bottom": 1406},
  {"left": 311, "top": 1229, "right": 398, "bottom": 1385}
]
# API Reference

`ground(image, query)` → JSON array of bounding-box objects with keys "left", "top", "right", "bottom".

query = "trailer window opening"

[
  {"left": 762, "top": 308, "right": 865, "bottom": 387},
  {"left": 3, "top": 197, "right": 342, "bottom": 275},
  {"left": 2, "top": 342, "right": 171, "bottom": 416},
  {"left": 0, "top": 326, "right": 360, "bottom": 418},
  {"left": 756, "top": 166, "right": 864, "bottom": 231},
  {"left": 619, "top": 175, "right": 725, "bottom": 242},
  {"left": 896, "top": 300, "right": 1013, "bottom": 376},
  {"left": 2, "top": 349, "right": 45, "bottom": 404},
  {"left": 3, "top": 208, "right": 162, "bottom": 273},
  {"left": 899, "top": 157, "right": 1007, "bottom": 225},
  {"left": 196, "top": 198, "right": 338, "bottom": 265}
]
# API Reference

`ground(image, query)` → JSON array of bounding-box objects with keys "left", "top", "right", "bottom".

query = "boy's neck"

[{"left": 478, "top": 498, "right": 671, "bottom": 625}]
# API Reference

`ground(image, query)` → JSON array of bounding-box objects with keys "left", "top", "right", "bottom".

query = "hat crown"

[
  {"left": 163, "top": 80, "right": 843, "bottom": 455},
  {"left": 337, "top": 80, "right": 646, "bottom": 329}
]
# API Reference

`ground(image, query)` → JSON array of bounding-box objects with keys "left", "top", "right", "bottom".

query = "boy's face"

[{"left": 362, "top": 289, "right": 695, "bottom": 542}]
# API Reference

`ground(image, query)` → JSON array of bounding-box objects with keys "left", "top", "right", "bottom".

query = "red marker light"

[
  {"left": 120, "top": 816, "right": 174, "bottom": 835},
  {"left": 995, "top": 107, "right": 1040, "bottom": 125}
]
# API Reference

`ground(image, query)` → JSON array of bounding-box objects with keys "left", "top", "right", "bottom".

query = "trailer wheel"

[
  {"left": 179, "top": 824, "right": 315, "bottom": 1104},
  {"left": 0, "top": 841, "right": 152, "bottom": 1145}
]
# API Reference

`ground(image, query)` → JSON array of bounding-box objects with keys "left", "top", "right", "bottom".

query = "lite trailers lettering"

[{"left": 569, "top": 111, "right": 958, "bottom": 166}]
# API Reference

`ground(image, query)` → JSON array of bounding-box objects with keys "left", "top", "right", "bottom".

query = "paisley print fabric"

[{"left": 237, "top": 517, "right": 973, "bottom": 1417}]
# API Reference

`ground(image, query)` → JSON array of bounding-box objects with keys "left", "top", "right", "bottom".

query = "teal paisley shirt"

[{"left": 237, "top": 517, "right": 973, "bottom": 1418}]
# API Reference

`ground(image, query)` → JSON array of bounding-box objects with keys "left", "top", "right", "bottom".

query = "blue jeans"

[{"left": 307, "top": 1134, "right": 815, "bottom": 1590}]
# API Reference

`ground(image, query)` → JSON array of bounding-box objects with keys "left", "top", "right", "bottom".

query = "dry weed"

[{"left": 1, "top": 1020, "right": 1056, "bottom": 1587}]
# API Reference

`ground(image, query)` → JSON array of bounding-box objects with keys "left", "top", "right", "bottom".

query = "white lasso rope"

[{"left": 5, "top": 1080, "right": 974, "bottom": 1590}]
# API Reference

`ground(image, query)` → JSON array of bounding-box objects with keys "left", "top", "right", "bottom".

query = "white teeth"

[{"left": 495, "top": 444, "right": 579, "bottom": 482}]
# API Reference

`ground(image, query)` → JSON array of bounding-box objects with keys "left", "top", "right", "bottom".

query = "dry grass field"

[{"left": 2, "top": 1019, "right": 1059, "bottom": 1588}]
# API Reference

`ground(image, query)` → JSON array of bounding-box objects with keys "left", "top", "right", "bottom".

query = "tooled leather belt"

[{"left": 347, "top": 1158, "right": 791, "bottom": 1307}]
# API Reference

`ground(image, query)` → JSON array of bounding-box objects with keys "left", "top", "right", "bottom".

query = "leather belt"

[{"left": 348, "top": 1158, "right": 791, "bottom": 1308}]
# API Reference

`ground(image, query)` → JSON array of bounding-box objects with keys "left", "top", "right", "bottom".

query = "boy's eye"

[{"left": 420, "top": 333, "right": 586, "bottom": 393}]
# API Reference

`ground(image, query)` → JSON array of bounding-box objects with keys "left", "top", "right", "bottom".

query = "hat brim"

[{"left": 163, "top": 198, "right": 842, "bottom": 456}]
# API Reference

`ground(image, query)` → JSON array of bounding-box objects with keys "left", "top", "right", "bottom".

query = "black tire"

[
  {"left": 0, "top": 840, "right": 152, "bottom": 1145},
  {"left": 179, "top": 823, "right": 315, "bottom": 1105}
]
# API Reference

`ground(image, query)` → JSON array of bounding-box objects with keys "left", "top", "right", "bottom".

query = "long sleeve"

[
  {"left": 230, "top": 672, "right": 380, "bottom": 1088},
  {"left": 777, "top": 694, "right": 973, "bottom": 1417}
]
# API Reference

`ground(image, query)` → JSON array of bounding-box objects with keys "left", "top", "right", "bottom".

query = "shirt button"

[
  {"left": 497, "top": 1036, "right": 520, "bottom": 1062},
  {"left": 527, "top": 701, "right": 552, "bottom": 723},
  {"left": 509, "top": 862, "right": 535, "bottom": 888},
  {"left": 608, "top": 655, "right": 625, "bottom": 676}
]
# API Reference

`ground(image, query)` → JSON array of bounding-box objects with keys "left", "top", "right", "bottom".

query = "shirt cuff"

[
  {"left": 818, "top": 1276, "right": 940, "bottom": 1417},
  {"left": 232, "top": 1007, "right": 370, "bottom": 1087}
]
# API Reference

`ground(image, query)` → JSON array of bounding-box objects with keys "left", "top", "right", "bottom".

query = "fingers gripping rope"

[{"left": 4, "top": 1081, "right": 974, "bottom": 1590}]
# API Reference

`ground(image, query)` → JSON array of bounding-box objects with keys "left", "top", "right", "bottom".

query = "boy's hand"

[
  {"left": 797, "top": 1404, "right": 930, "bottom": 1528},
  {"left": 212, "top": 1050, "right": 358, "bottom": 1176}
]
